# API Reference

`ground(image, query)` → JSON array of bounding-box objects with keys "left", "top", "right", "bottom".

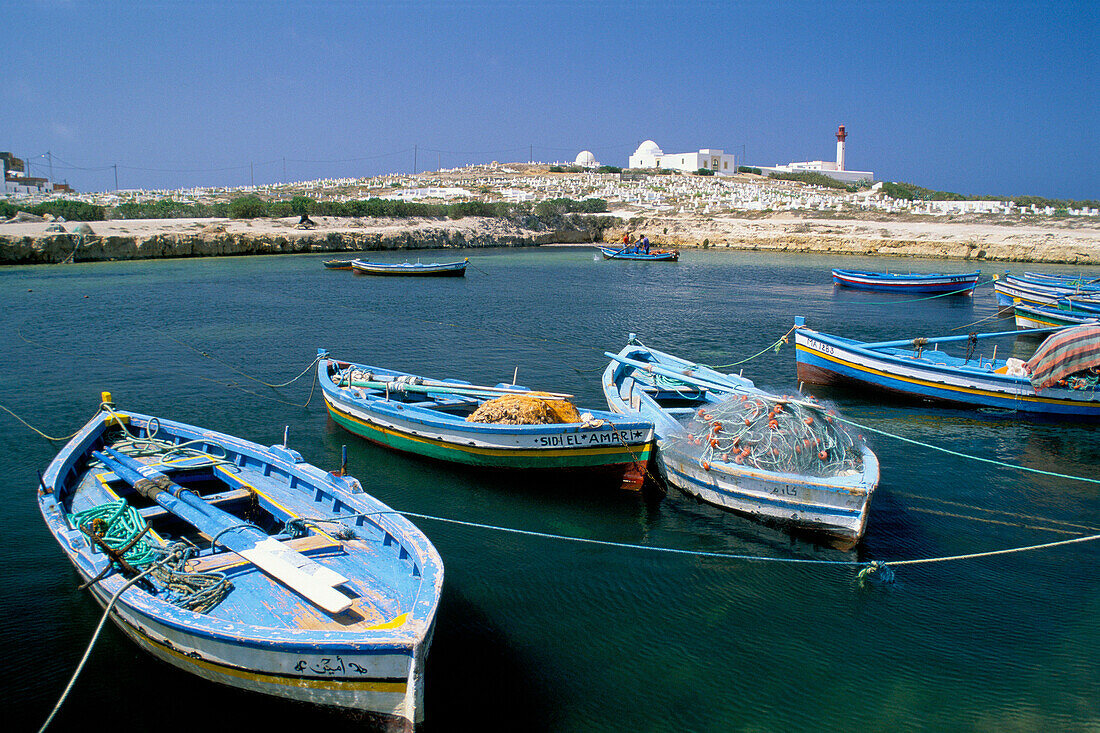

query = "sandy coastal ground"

[{"left": 2, "top": 211, "right": 1099, "bottom": 265}]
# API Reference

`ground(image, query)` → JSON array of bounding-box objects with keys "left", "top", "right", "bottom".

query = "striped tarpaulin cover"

[{"left": 1025, "top": 324, "right": 1100, "bottom": 390}]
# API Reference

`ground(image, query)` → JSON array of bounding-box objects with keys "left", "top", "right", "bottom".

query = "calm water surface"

[{"left": 3, "top": 247, "right": 1098, "bottom": 731}]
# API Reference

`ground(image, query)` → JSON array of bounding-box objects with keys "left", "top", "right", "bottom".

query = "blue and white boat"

[
  {"left": 995, "top": 272, "right": 1100, "bottom": 307},
  {"left": 597, "top": 245, "right": 679, "bottom": 261},
  {"left": 351, "top": 258, "right": 468, "bottom": 276},
  {"left": 832, "top": 268, "right": 981, "bottom": 294},
  {"left": 38, "top": 399, "right": 443, "bottom": 729},
  {"left": 1014, "top": 303, "right": 1099, "bottom": 330},
  {"left": 602, "top": 339, "right": 879, "bottom": 548},
  {"left": 794, "top": 317, "right": 1100, "bottom": 419},
  {"left": 319, "top": 352, "right": 655, "bottom": 490}
]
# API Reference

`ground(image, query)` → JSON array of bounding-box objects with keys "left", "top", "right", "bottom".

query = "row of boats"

[{"left": 38, "top": 263, "right": 1100, "bottom": 729}]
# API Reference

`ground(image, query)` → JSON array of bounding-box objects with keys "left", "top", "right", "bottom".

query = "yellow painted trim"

[
  {"left": 327, "top": 401, "right": 650, "bottom": 458},
  {"left": 797, "top": 343, "right": 1095, "bottom": 408},
  {"left": 367, "top": 612, "right": 409, "bottom": 631}
]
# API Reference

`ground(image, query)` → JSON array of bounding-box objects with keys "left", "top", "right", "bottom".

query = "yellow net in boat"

[{"left": 466, "top": 393, "right": 581, "bottom": 425}]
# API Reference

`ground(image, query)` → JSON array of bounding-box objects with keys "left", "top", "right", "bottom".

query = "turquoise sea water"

[{"left": 3, "top": 247, "right": 1098, "bottom": 731}]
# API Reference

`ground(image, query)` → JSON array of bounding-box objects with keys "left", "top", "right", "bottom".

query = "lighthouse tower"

[{"left": 835, "top": 125, "right": 847, "bottom": 172}]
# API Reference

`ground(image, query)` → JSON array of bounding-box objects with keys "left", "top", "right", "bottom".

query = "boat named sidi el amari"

[
  {"left": 38, "top": 399, "right": 442, "bottom": 730},
  {"left": 319, "top": 351, "right": 655, "bottom": 489}
]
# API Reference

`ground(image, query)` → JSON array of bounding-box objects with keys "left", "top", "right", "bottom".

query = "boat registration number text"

[
  {"left": 537, "top": 429, "right": 648, "bottom": 447},
  {"left": 804, "top": 338, "right": 834, "bottom": 356}
]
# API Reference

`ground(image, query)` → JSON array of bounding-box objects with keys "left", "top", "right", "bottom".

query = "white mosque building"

[
  {"left": 628, "top": 140, "right": 737, "bottom": 175},
  {"left": 759, "top": 125, "right": 874, "bottom": 184},
  {"left": 574, "top": 150, "right": 599, "bottom": 168}
]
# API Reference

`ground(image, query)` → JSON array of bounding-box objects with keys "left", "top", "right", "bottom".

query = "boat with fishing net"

[
  {"left": 602, "top": 338, "right": 879, "bottom": 548},
  {"left": 350, "top": 258, "right": 469, "bottom": 276},
  {"left": 318, "top": 351, "right": 655, "bottom": 489},
  {"left": 597, "top": 245, "right": 679, "bottom": 261},
  {"left": 38, "top": 398, "right": 442, "bottom": 730},
  {"left": 794, "top": 317, "right": 1100, "bottom": 418},
  {"left": 831, "top": 268, "right": 981, "bottom": 294}
]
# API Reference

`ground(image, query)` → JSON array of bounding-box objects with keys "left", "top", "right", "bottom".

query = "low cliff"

[{"left": 0, "top": 215, "right": 604, "bottom": 265}]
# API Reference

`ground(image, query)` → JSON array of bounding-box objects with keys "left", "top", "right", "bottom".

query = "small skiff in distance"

[
  {"left": 38, "top": 400, "right": 442, "bottom": 730},
  {"left": 318, "top": 351, "right": 655, "bottom": 490},
  {"left": 794, "top": 316, "right": 1100, "bottom": 419},
  {"left": 831, "top": 268, "right": 981, "bottom": 294},
  {"left": 994, "top": 272, "right": 1100, "bottom": 307},
  {"left": 1014, "top": 303, "right": 1099, "bottom": 330},
  {"left": 602, "top": 339, "right": 879, "bottom": 548},
  {"left": 322, "top": 259, "right": 355, "bottom": 270},
  {"left": 597, "top": 246, "right": 679, "bottom": 261},
  {"left": 351, "top": 258, "right": 469, "bottom": 277}
]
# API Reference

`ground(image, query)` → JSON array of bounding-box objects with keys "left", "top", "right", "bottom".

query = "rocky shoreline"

[{"left": 2, "top": 211, "right": 1099, "bottom": 265}]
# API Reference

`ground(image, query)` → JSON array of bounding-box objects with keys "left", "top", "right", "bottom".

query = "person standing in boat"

[{"left": 639, "top": 234, "right": 650, "bottom": 254}]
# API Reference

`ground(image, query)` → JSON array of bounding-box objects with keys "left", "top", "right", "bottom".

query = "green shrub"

[
  {"left": 228, "top": 196, "right": 267, "bottom": 219},
  {"left": 597, "top": 165, "right": 622, "bottom": 174},
  {"left": 737, "top": 166, "right": 762, "bottom": 175},
  {"left": 290, "top": 196, "right": 313, "bottom": 216},
  {"left": 767, "top": 171, "right": 848, "bottom": 190},
  {"left": 694, "top": 168, "right": 715, "bottom": 176},
  {"left": 30, "top": 200, "right": 106, "bottom": 221}
]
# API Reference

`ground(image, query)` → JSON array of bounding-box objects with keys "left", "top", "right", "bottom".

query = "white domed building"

[
  {"left": 628, "top": 140, "right": 663, "bottom": 169},
  {"left": 574, "top": 150, "right": 598, "bottom": 168}
]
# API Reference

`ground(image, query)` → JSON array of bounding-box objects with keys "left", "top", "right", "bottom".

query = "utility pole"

[
  {"left": 413, "top": 145, "right": 417, "bottom": 175},
  {"left": 47, "top": 151, "right": 53, "bottom": 183},
  {"left": 113, "top": 163, "right": 119, "bottom": 191}
]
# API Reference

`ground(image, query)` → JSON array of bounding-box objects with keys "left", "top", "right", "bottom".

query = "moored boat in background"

[
  {"left": 322, "top": 259, "right": 355, "bottom": 270},
  {"left": 794, "top": 317, "right": 1100, "bottom": 419},
  {"left": 351, "top": 258, "right": 469, "bottom": 276},
  {"left": 831, "top": 268, "right": 981, "bottom": 294}
]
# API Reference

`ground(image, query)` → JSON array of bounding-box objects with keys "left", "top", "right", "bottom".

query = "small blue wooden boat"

[
  {"left": 322, "top": 259, "right": 354, "bottom": 270},
  {"left": 597, "top": 245, "right": 679, "bottom": 261},
  {"left": 602, "top": 340, "right": 879, "bottom": 547},
  {"left": 39, "top": 399, "right": 442, "bottom": 728},
  {"left": 794, "top": 317, "right": 1100, "bottom": 419},
  {"left": 1014, "top": 303, "right": 1099, "bottom": 330},
  {"left": 831, "top": 268, "right": 981, "bottom": 294},
  {"left": 319, "top": 352, "right": 655, "bottom": 489},
  {"left": 351, "top": 258, "right": 468, "bottom": 277},
  {"left": 995, "top": 272, "right": 1100, "bottom": 307}
]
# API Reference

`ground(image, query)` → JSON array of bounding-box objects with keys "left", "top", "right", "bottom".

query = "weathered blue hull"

[
  {"left": 831, "top": 269, "right": 981, "bottom": 294},
  {"left": 39, "top": 407, "right": 443, "bottom": 728},
  {"left": 598, "top": 246, "right": 679, "bottom": 261},
  {"left": 351, "top": 258, "right": 468, "bottom": 276},
  {"left": 795, "top": 324, "right": 1100, "bottom": 418}
]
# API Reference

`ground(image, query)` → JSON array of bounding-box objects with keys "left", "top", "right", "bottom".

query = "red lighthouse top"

[{"left": 836, "top": 125, "right": 847, "bottom": 142}]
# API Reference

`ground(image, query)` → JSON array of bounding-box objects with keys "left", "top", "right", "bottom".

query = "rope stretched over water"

[
  {"left": 706, "top": 326, "right": 797, "bottom": 369},
  {"left": 390, "top": 510, "right": 1100, "bottom": 569},
  {"left": 37, "top": 555, "right": 176, "bottom": 733},
  {"left": 830, "top": 414, "right": 1100, "bottom": 486},
  {"left": 0, "top": 403, "right": 81, "bottom": 441}
]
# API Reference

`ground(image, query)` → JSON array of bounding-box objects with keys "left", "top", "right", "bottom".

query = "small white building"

[
  {"left": 629, "top": 141, "right": 737, "bottom": 175},
  {"left": 574, "top": 150, "right": 599, "bottom": 168},
  {"left": 760, "top": 125, "right": 874, "bottom": 184}
]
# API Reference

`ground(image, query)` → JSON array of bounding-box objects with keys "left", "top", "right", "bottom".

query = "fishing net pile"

[
  {"left": 664, "top": 393, "right": 865, "bottom": 477},
  {"left": 466, "top": 393, "right": 581, "bottom": 425}
]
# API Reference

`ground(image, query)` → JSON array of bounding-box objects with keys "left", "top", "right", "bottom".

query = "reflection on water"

[{"left": 3, "top": 248, "right": 1098, "bottom": 731}]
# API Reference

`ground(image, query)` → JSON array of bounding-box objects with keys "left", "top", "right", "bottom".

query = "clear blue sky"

[{"left": 5, "top": 0, "right": 1097, "bottom": 199}]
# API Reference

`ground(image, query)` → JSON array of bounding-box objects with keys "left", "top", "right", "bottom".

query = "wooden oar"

[
  {"left": 339, "top": 376, "right": 573, "bottom": 401},
  {"left": 93, "top": 447, "right": 353, "bottom": 613}
]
